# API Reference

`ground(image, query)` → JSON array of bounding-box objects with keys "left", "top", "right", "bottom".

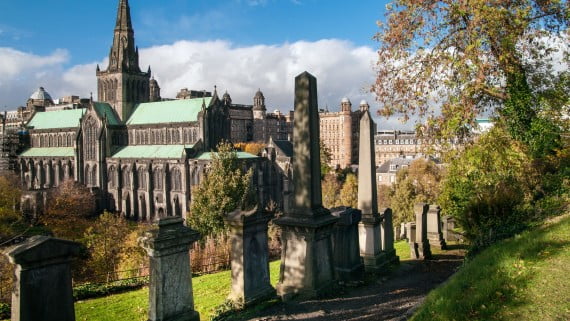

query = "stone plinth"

[
  {"left": 275, "top": 71, "right": 339, "bottom": 300},
  {"left": 225, "top": 207, "right": 275, "bottom": 306},
  {"left": 331, "top": 207, "right": 363, "bottom": 281},
  {"left": 380, "top": 208, "right": 399, "bottom": 264},
  {"left": 2, "top": 236, "right": 81, "bottom": 321},
  {"left": 427, "top": 205, "right": 447, "bottom": 250},
  {"left": 139, "top": 217, "right": 201, "bottom": 321},
  {"left": 406, "top": 222, "right": 419, "bottom": 259},
  {"left": 414, "top": 203, "right": 432, "bottom": 260}
]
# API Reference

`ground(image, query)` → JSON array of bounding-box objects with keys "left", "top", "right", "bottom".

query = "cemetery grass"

[
  {"left": 411, "top": 214, "right": 570, "bottom": 321},
  {"left": 74, "top": 260, "right": 281, "bottom": 321}
]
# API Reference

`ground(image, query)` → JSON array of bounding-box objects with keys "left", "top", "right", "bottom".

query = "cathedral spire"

[
  {"left": 106, "top": 0, "right": 139, "bottom": 73},
  {"left": 115, "top": 0, "right": 133, "bottom": 31}
]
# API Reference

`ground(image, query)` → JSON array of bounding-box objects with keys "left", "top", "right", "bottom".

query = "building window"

[
  {"left": 153, "top": 168, "right": 163, "bottom": 190},
  {"left": 109, "top": 166, "right": 117, "bottom": 188},
  {"left": 84, "top": 118, "right": 98, "bottom": 161}
]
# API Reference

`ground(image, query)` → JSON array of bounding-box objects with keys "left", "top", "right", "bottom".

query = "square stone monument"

[
  {"left": 225, "top": 206, "right": 275, "bottom": 306},
  {"left": 414, "top": 203, "right": 432, "bottom": 260},
  {"left": 357, "top": 109, "right": 386, "bottom": 272},
  {"left": 330, "top": 206, "right": 363, "bottom": 281},
  {"left": 139, "top": 217, "right": 201, "bottom": 321},
  {"left": 2, "top": 236, "right": 81, "bottom": 321},
  {"left": 275, "top": 71, "right": 339, "bottom": 300},
  {"left": 427, "top": 205, "right": 447, "bottom": 250},
  {"left": 380, "top": 208, "right": 399, "bottom": 264},
  {"left": 406, "top": 222, "right": 419, "bottom": 259}
]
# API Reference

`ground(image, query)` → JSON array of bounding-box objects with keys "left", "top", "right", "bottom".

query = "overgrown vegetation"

[
  {"left": 411, "top": 215, "right": 570, "bottom": 321},
  {"left": 188, "top": 141, "right": 254, "bottom": 238}
]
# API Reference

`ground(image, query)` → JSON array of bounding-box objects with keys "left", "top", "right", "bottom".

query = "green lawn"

[
  {"left": 411, "top": 215, "right": 570, "bottom": 321},
  {"left": 75, "top": 260, "right": 281, "bottom": 321}
]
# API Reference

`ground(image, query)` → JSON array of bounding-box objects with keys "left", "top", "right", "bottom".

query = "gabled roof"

[
  {"left": 111, "top": 144, "right": 195, "bottom": 159},
  {"left": 20, "top": 147, "right": 75, "bottom": 158},
  {"left": 197, "top": 152, "right": 258, "bottom": 160},
  {"left": 93, "top": 102, "right": 120, "bottom": 125},
  {"left": 27, "top": 109, "right": 85, "bottom": 130},
  {"left": 126, "top": 98, "right": 212, "bottom": 125}
]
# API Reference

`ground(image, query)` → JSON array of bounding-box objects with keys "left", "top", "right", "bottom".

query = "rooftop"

[{"left": 126, "top": 98, "right": 212, "bottom": 125}]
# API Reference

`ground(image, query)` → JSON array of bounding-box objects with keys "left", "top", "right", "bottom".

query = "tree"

[
  {"left": 438, "top": 126, "right": 540, "bottom": 247},
  {"left": 0, "top": 173, "right": 25, "bottom": 242},
  {"left": 82, "top": 211, "right": 131, "bottom": 281},
  {"left": 373, "top": 0, "right": 568, "bottom": 153},
  {"left": 390, "top": 158, "right": 443, "bottom": 224},
  {"left": 322, "top": 174, "right": 341, "bottom": 209},
  {"left": 188, "top": 141, "right": 254, "bottom": 237},
  {"left": 377, "top": 184, "right": 392, "bottom": 209},
  {"left": 320, "top": 142, "right": 333, "bottom": 178},
  {"left": 234, "top": 142, "right": 266, "bottom": 156},
  {"left": 42, "top": 179, "right": 96, "bottom": 241},
  {"left": 339, "top": 173, "right": 358, "bottom": 208}
]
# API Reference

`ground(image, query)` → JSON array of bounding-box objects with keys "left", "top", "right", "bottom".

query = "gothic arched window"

[
  {"left": 84, "top": 117, "right": 98, "bottom": 161},
  {"left": 123, "top": 167, "right": 131, "bottom": 188},
  {"left": 109, "top": 166, "right": 117, "bottom": 188},
  {"left": 153, "top": 168, "right": 163, "bottom": 190},
  {"left": 172, "top": 168, "right": 182, "bottom": 191},
  {"left": 138, "top": 168, "right": 146, "bottom": 190}
]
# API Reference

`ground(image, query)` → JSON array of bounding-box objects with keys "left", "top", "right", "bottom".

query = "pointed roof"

[{"left": 115, "top": 0, "right": 133, "bottom": 31}]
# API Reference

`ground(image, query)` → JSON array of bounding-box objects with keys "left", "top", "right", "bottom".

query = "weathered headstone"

[
  {"left": 357, "top": 109, "right": 386, "bottom": 272},
  {"left": 400, "top": 222, "right": 407, "bottom": 241},
  {"left": 442, "top": 216, "right": 460, "bottom": 242},
  {"left": 275, "top": 71, "right": 339, "bottom": 300},
  {"left": 427, "top": 205, "right": 447, "bottom": 250},
  {"left": 406, "top": 222, "right": 419, "bottom": 259},
  {"left": 414, "top": 203, "right": 432, "bottom": 259},
  {"left": 225, "top": 206, "right": 275, "bottom": 306},
  {"left": 331, "top": 206, "right": 363, "bottom": 281},
  {"left": 139, "top": 217, "right": 201, "bottom": 321},
  {"left": 380, "top": 208, "right": 399, "bottom": 264},
  {"left": 394, "top": 223, "right": 402, "bottom": 241},
  {"left": 2, "top": 236, "right": 81, "bottom": 321}
]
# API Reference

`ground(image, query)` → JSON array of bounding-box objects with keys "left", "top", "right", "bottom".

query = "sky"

[{"left": 0, "top": 0, "right": 417, "bottom": 129}]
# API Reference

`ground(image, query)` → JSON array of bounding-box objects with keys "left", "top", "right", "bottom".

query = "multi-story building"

[
  {"left": 319, "top": 98, "right": 370, "bottom": 168},
  {"left": 374, "top": 130, "right": 422, "bottom": 166}
]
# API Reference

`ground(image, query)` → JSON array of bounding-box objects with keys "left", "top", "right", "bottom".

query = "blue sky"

[
  {"left": 0, "top": 0, "right": 415, "bottom": 129},
  {"left": 0, "top": 0, "right": 386, "bottom": 65}
]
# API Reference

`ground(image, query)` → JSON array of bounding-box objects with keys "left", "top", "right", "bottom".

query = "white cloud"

[{"left": 0, "top": 39, "right": 412, "bottom": 129}]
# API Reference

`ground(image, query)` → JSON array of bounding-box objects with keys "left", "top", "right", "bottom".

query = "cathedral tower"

[{"left": 97, "top": 0, "right": 151, "bottom": 122}]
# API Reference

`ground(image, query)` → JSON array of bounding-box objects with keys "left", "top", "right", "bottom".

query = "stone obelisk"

[
  {"left": 275, "top": 71, "right": 339, "bottom": 300},
  {"left": 357, "top": 110, "right": 387, "bottom": 271}
]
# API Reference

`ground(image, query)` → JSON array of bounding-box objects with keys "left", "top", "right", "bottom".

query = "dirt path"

[{"left": 241, "top": 248, "right": 465, "bottom": 321}]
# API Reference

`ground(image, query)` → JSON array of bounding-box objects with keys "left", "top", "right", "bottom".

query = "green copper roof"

[
  {"left": 94, "top": 103, "right": 120, "bottom": 125},
  {"left": 126, "top": 98, "right": 212, "bottom": 125},
  {"left": 27, "top": 109, "right": 85, "bottom": 130},
  {"left": 111, "top": 144, "right": 195, "bottom": 159},
  {"left": 20, "top": 147, "right": 75, "bottom": 157},
  {"left": 197, "top": 152, "right": 258, "bottom": 160}
]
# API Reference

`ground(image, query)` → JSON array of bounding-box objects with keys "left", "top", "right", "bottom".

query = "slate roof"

[
  {"left": 126, "top": 98, "right": 212, "bottom": 125},
  {"left": 27, "top": 109, "right": 85, "bottom": 130},
  {"left": 20, "top": 147, "right": 75, "bottom": 158},
  {"left": 272, "top": 140, "right": 293, "bottom": 157},
  {"left": 110, "top": 144, "right": 195, "bottom": 159}
]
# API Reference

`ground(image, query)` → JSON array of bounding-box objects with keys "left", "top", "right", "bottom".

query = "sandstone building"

[{"left": 319, "top": 98, "right": 370, "bottom": 168}]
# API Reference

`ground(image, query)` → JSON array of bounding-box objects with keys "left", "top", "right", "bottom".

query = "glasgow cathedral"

[{"left": 0, "top": 0, "right": 294, "bottom": 221}]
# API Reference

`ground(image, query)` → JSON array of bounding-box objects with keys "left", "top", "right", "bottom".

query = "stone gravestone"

[
  {"left": 139, "top": 217, "right": 201, "bottom": 321},
  {"left": 400, "top": 222, "right": 407, "bottom": 241},
  {"left": 357, "top": 109, "right": 386, "bottom": 272},
  {"left": 225, "top": 206, "right": 275, "bottom": 306},
  {"left": 414, "top": 203, "right": 432, "bottom": 259},
  {"left": 275, "top": 71, "right": 339, "bottom": 300},
  {"left": 330, "top": 206, "right": 363, "bottom": 281},
  {"left": 380, "top": 208, "right": 399, "bottom": 264},
  {"left": 442, "top": 216, "right": 460, "bottom": 242},
  {"left": 2, "top": 235, "right": 81, "bottom": 321},
  {"left": 406, "top": 222, "right": 419, "bottom": 259},
  {"left": 427, "top": 205, "right": 447, "bottom": 250}
]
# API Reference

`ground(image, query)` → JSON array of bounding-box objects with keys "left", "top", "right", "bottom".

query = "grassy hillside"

[{"left": 411, "top": 215, "right": 570, "bottom": 321}]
